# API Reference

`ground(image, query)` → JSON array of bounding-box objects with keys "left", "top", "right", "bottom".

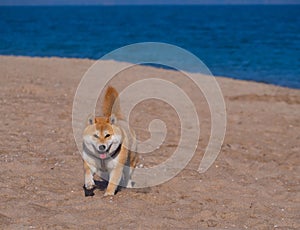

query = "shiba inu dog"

[{"left": 82, "top": 86, "right": 138, "bottom": 196}]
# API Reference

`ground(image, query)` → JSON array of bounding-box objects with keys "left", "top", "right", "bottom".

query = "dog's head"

[{"left": 83, "top": 114, "right": 122, "bottom": 159}]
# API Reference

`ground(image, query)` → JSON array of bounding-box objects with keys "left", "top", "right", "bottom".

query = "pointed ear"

[
  {"left": 87, "top": 114, "right": 95, "bottom": 125},
  {"left": 109, "top": 114, "right": 117, "bottom": 125}
]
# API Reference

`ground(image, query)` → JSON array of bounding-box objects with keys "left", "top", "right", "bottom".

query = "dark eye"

[
  {"left": 93, "top": 134, "right": 99, "bottom": 138},
  {"left": 105, "top": 134, "right": 111, "bottom": 138}
]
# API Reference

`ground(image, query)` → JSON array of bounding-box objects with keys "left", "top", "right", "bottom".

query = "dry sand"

[{"left": 0, "top": 55, "right": 299, "bottom": 229}]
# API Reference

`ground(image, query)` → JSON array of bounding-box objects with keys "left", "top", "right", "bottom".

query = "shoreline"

[{"left": 1, "top": 55, "right": 299, "bottom": 90}]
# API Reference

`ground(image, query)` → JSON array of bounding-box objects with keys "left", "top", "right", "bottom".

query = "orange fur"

[
  {"left": 102, "top": 86, "right": 123, "bottom": 119},
  {"left": 82, "top": 86, "right": 138, "bottom": 196}
]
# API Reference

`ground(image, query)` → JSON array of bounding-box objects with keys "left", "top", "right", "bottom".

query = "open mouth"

[
  {"left": 92, "top": 143, "right": 121, "bottom": 160},
  {"left": 99, "top": 152, "right": 107, "bottom": 159},
  {"left": 91, "top": 144, "right": 110, "bottom": 159}
]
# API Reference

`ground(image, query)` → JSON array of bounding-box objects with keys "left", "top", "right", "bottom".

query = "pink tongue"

[{"left": 100, "top": 154, "right": 106, "bottom": 159}]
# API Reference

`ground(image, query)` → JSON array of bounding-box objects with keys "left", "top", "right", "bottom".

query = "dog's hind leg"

[{"left": 126, "top": 151, "right": 139, "bottom": 188}]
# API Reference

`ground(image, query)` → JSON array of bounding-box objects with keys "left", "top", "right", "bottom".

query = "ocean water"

[{"left": 0, "top": 5, "right": 299, "bottom": 88}]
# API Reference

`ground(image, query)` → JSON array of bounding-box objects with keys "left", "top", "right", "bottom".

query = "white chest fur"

[{"left": 82, "top": 151, "right": 119, "bottom": 174}]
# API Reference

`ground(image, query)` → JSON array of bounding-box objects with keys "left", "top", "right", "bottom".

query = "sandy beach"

[{"left": 0, "top": 55, "right": 299, "bottom": 229}]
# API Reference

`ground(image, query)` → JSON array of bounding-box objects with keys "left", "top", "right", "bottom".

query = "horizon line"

[{"left": 0, "top": 3, "right": 299, "bottom": 6}]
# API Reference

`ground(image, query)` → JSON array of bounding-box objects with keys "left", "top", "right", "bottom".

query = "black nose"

[{"left": 99, "top": 145, "right": 106, "bottom": 151}]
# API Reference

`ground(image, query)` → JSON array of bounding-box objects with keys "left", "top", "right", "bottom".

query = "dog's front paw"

[
  {"left": 84, "top": 180, "right": 95, "bottom": 190},
  {"left": 83, "top": 185, "right": 95, "bottom": 197},
  {"left": 104, "top": 190, "right": 115, "bottom": 196}
]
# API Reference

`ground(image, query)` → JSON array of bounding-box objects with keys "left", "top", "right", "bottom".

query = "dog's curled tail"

[{"left": 102, "top": 86, "right": 123, "bottom": 119}]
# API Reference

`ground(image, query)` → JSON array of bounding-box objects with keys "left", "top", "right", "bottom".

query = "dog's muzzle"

[{"left": 98, "top": 144, "right": 107, "bottom": 152}]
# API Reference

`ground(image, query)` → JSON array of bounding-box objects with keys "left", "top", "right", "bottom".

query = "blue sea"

[{"left": 0, "top": 5, "right": 299, "bottom": 88}]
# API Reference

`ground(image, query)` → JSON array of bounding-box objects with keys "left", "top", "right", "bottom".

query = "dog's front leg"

[
  {"left": 104, "top": 165, "right": 123, "bottom": 196},
  {"left": 83, "top": 161, "right": 95, "bottom": 190}
]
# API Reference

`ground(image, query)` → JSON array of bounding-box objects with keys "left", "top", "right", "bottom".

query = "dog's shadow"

[
  {"left": 83, "top": 180, "right": 127, "bottom": 197},
  {"left": 83, "top": 180, "right": 123, "bottom": 196},
  {"left": 83, "top": 180, "right": 108, "bottom": 197},
  {"left": 94, "top": 179, "right": 108, "bottom": 190}
]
